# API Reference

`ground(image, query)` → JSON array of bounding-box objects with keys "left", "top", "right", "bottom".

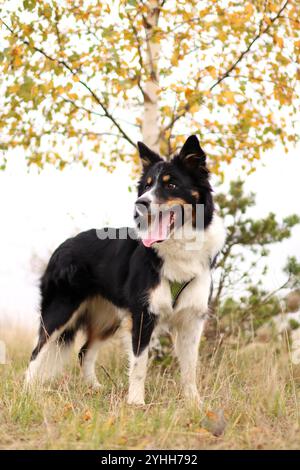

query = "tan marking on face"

[
  {"left": 191, "top": 190, "right": 200, "bottom": 200},
  {"left": 164, "top": 198, "right": 186, "bottom": 207},
  {"left": 147, "top": 176, "right": 152, "bottom": 185},
  {"left": 162, "top": 174, "right": 171, "bottom": 182}
]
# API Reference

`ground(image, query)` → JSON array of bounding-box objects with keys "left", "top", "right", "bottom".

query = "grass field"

[{"left": 1, "top": 327, "right": 300, "bottom": 450}]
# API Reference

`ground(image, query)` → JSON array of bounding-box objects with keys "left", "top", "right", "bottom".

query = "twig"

[
  {"left": 100, "top": 365, "right": 118, "bottom": 388},
  {"left": 163, "top": 0, "right": 290, "bottom": 132},
  {"left": 210, "top": 0, "right": 290, "bottom": 91},
  {"left": 1, "top": 19, "right": 136, "bottom": 148},
  {"left": 137, "top": 311, "right": 144, "bottom": 356},
  {"left": 60, "top": 97, "right": 105, "bottom": 118}
]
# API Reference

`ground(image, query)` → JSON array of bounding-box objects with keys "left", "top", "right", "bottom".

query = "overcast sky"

[{"left": 0, "top": 142, "right": 299, "bottom": 329}]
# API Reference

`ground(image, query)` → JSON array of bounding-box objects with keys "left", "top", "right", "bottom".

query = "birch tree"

[{"left": 0, "top": 0, "right": 299, "bottom": 173}]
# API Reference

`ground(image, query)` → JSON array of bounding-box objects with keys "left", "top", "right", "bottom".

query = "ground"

[{"left": 0, "top": 327, "right": 300, "bottom": 450}]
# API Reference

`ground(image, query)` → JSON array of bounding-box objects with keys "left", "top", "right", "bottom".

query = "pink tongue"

[{"left": 142, "top": 212, "right": 170, "bottom": 248}]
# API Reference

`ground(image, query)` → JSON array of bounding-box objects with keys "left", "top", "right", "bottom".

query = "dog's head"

[{"left": 134, "top": 135, "right": 214, "bottom": 248}]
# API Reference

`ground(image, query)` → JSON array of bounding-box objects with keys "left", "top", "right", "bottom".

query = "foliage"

[
  {"left": 212, "top": 179, "right": 300, "bottom": 335},
  {"left": 0, "top": 0, "right": 300, "bottom": 171},
  {"left": 1, "top": 327, "right": 300, "bottom": 449},
  {"left": 284, "top": 256, "right": 300, "bottom": 289}
]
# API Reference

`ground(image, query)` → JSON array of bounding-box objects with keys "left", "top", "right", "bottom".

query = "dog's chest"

[
  {"left": 148, "top": 215, "right": 226, "bottom": 320},
  {"left": 149, "top": 278, "right": 173, "bottom": 317},
  {"left": 149, "top": 262, "right": 210, "bottom": 322}
]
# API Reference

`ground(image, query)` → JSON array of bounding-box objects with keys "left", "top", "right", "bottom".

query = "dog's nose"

[
  {"left": 135, "top": 197, "right": 150, "bottom": 209},
  {"left": 135, "top": 197, "right": 151, "bottom": 217}
]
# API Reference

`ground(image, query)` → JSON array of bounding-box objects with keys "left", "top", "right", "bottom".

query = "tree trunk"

[{"left": 142, "top": 0, "right": 161, "bottom": 152}]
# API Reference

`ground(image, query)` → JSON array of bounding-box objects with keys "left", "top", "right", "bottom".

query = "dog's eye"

[
  {"left": 144, "top": 183, "right": 151, "bottom": 190},
  {"left": 167, "top": 183, "right": 176, "bottom": 190}
]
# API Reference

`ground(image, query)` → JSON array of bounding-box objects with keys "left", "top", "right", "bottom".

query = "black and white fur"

[{"left": 26, "top": 135, "right": 225, "bottom": 405}]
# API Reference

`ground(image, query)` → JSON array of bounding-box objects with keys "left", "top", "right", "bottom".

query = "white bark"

[{"left": 142, "top": 0, "right": 161, "bottom": 152}]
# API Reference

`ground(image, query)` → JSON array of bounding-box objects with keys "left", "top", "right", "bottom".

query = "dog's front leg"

[
  {"left": 127, "top": 347, "right": 149, "bottom": 405},
  {"left": 174, "top": 314, "right": 205, "bottom": 405},
  {"left": 127, "top": 309, "right": 157, "bottom": 405}
]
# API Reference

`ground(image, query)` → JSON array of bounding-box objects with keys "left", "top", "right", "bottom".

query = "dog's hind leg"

[
  {"left": 26, "top": 334, "right": 74, "bottom": 386},
  {"left": 77, "top": 296, "right": 123, "bottom": 390},
  {"left": 25, "top": 296, "right": 84, "bottom": 386},
  {"left": 78, "top": 339, "right": 102, "bottom": 389}
]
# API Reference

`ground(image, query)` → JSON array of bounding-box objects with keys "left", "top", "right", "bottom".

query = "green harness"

[{"left": 169, "top": 278, "right": 194, "bottom": 308}]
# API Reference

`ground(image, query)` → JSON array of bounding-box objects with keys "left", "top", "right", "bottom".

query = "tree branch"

[
  {"left": 280, "top": 15, "right": 300, "bottom": 26},
  {"left": 163, "top": 73, "right": 202, "bottom": 136},
  {"left": 125, "top": 9, "right": 147, "bottom": 100},
  {"left": 260, "top": 275, "right": 291, "bottom": 305},
  {"left": 1, "top": 19, "right": 136, "bottom": 148},
  {"left": 125, "top": 10, "right": 145, "bottom": 72},
  {"left": 61, "top": 97, "right": 140, "bottom": 127},
  {"left": 60, "top": 97, "right": 105, "bottom": 118},
  {"left": 209, "top": 0, "right": 290, "bottom": 91},
  {"left": 9, "top": 129, "right": 125, "bottom": 139},
  {"left": 163, "top": 0, "right": 290, "bottom": 133}
]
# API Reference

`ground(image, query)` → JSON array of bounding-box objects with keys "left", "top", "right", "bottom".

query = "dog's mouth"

[{"left": 141, "top": 208, "right": 177, "bottom": 248}]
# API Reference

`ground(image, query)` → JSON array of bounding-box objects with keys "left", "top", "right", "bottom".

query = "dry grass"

[{"left": 0, "top": 327, "right": 300, "bottom": 450}]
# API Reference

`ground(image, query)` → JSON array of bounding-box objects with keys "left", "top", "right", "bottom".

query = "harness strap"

[{"left": 170, "top": 278, "right": 195, "bottom": 308}]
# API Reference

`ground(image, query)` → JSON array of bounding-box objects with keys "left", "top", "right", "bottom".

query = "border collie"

[{"left": 26, "top": 135, "right": 225, "bottom": 405}]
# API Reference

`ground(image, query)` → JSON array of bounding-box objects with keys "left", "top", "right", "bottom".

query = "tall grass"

[{"left": 0, "top": 327, "right": 299, "bottom": 449}]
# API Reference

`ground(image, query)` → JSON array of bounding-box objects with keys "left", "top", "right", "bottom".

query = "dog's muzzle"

[{"left": 134, "top": 197, "right": 151, "bottom": 218}]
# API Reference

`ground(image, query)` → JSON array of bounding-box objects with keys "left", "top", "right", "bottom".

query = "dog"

[{"left": 26, "top": 135, "right": 225, "bottom": 405}]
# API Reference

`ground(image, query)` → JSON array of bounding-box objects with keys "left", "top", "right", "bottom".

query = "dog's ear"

[
  {"left": 137, "top": 142, "right": 162, "bottom": 170},
  {"left": 179, "top": 135, "right": 206, "bottom": 170}
]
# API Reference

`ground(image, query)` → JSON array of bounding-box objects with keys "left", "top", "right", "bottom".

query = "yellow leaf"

[
  {"left": 184, "top": 88, "right": 193, "bottom": 98},
  {"left": 228, "top": 13, "right": 243, "bottom": 27},
  {"left": 203, "top": 90, "right": 211, "bottom": 98},
  {"left": 245, "top": 3, "right": 254, "bottom": 16},
  {"left": 31, "top": 86, "right": 38, "bottom": 98},
  {"left": 23, "top": 24, "right": 33, "bottom": 35},
  {"left": 224, "top": 90, "right": 235, "bottom": 104},
  {"left": 206, "top": 66, "right": 217, "bottom": 79},
  {"left": 195, "top": 427, "right": 212, "bottom": 436},
  {"left": 171, "top": 53, "right": 179, "bottom": 67},
  {"left": 12, "top": 46, "right": 21, "bottom": 56},
  {"left": 218, "top": 30, "right": 227, "bottom": 41},
  {"left": 274, "top": 35, "right": 284, "bottom": 48},
  {"left": 14, "top": 56, "right": 22, "bottom": 67},
  {"left": 68, "top": 93, "right": 78, "bottom": 100},
  {"left": 206, "top": 411, "right": 217, "bottom": 420},
  {"left": 190, "top": 103, "right": 200, "bottom": 113},
  {"left": 264, "top": 16, "right": 272, "bottom": 26},
  {"left": 269, "top": 3, "right": 278, "bottom": 13},
  {"left": 9, "top": 85, "right": 19, "bottom": 93},
  {"left": 83, "top": 409, "right": 92, "bottom": 421}
]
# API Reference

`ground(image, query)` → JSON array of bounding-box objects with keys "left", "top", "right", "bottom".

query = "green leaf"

[{"left": 23, "top": 0, "right": 36, "bottom": 11}]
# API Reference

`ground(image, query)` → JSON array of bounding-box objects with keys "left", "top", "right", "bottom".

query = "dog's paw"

[
  {"left": 127, "top": 398, "right": 145, "bottom": 406},
  {"left": 127, "top": 393, "right": 145, "bottom": 406},
  {"left": 91, "top": 382, "right": 102, "bottom": 391},
  {"left": 84, "top": 378, "right": 102, "bottom": 391},
  {"left": 127, "top": 383, "right": 145, "bottom": 405}
]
